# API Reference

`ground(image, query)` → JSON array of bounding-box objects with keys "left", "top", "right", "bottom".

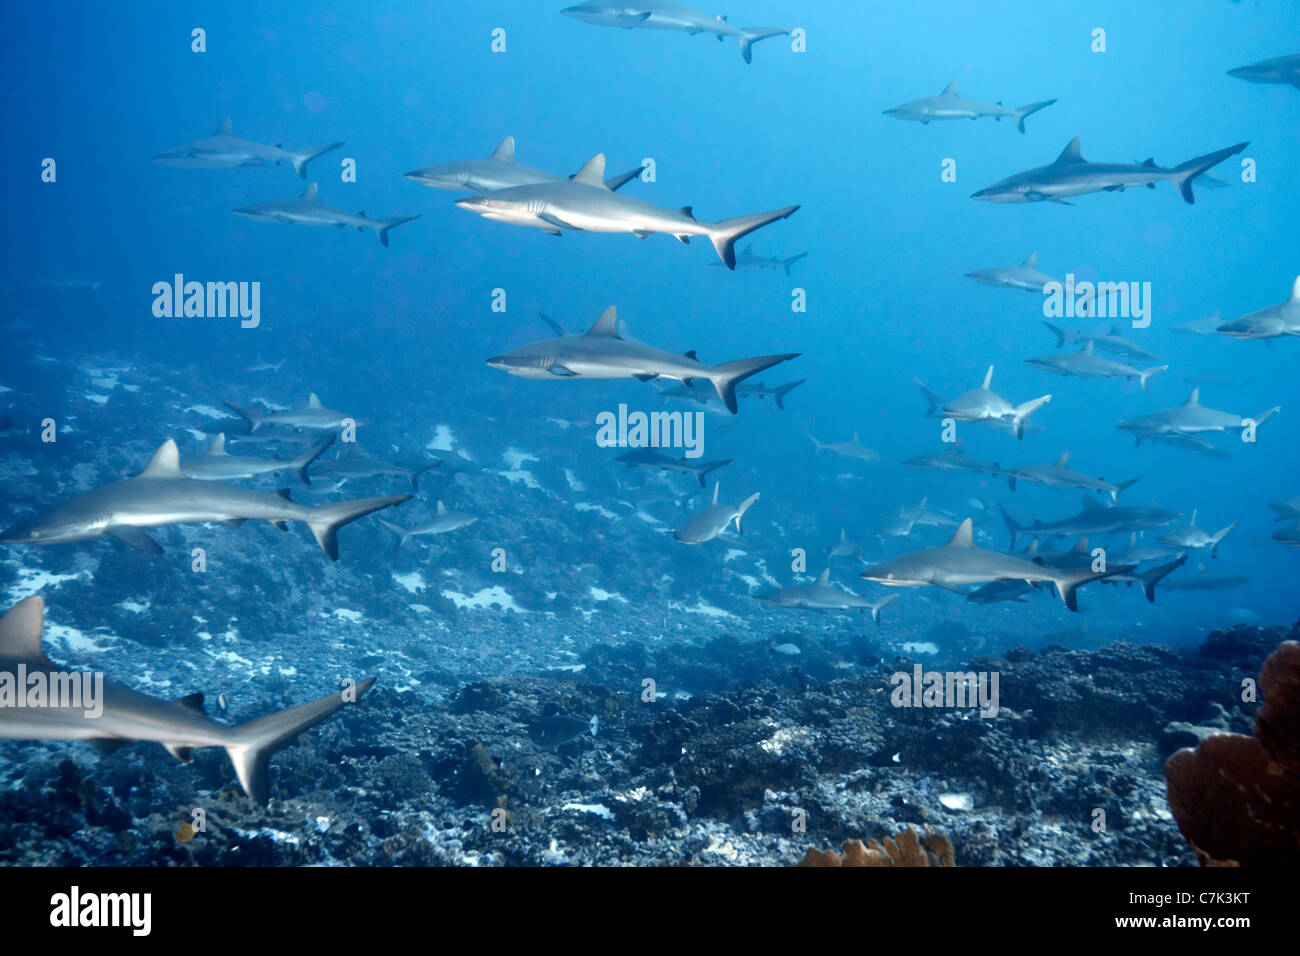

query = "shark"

[
  {"left": 673, "top": 483, "right": 759, "bottom": 544},
  {"left": 1170, "top": 311, "right": 1223, "bottom": 336},
  {"left": 486, "top": 305, "right": 799, "bottom": 413},
  {"left": 222, "top": 393, "right": 353, "bottom": 433},
  {"left": 405, "top": 136, "right": 645, "bottom": 193},
  {"left": 1095, "top": 553, "right": 1188, "bottom": 603},
  {"left": 560, "top": 2, "right": 790, "bottom": 63},
  {"left": 151, "top": 118, "right": 343, "bottom": 179},
  {"left": 970, "top": 137, "right": 1248, "bottom": 205},
  {"left": 1274, "top": 522, "right": 1300, "bottom": 548},
  {"left": 1157, "top": 510, "right": 1237, "bottom": 558},
  {"left": 965, "top": 252, "right": 1058, "bottom": 293},
  {"left": 1002, "top": 452, "right": 1139, "bottom": 503},
  {"left": 179, "top": 433, "right": 334, "bottom": 486},
  {"left": 915, "top": 366, "right": 1051, "bottom": 440},
  {"left": 1024, "top": 341, "right": 1167, "bottom": 390},
  {"left": 0, "top": 440, "right": 409, "bottom": 560},
  {"left": 859, "top": 518, "right": 1119, "bottom": 611},
  {"left": 0, "top": 595, "right": 373, "bottom": 804},
  {"left": 827, "top": 528, "right": 862, "bottom": 560},
  {"left": 1227, "top": 53, "right": 1300, "bottom": 88},
  {"left": 1161, "top": 565, "right": 1249, "bottom": 592},
  {"left": 1107, "top": 532, "right": 1182, "bottom": 566},
  {"left": 378, "top": 501, "right": 478, "bottom": 548},
  {"left": 1217, "top": 276, "right": 1300, "bottom": 340},
  {"left": 311, "top": 448, "right": 441, "bottom": 491},
  {"left": 234, "top": 183, "right": 421, "bottom": 246},
  {"left": 756, "top": 570, "right": 897, "bottom": 624},
  {"left": 884, "top": 81, "right": 1057, "bottom": 133},
  {"left": 1001, "top": 497, "right": 1182, "bottom": 549},
  {"left": 901, "top": 440, "right": 1001, "bottom": 476},
  {"left": 709, "top": 244, "right": 808, "bottom": 275},
  {"left": 453, "top": 153, "right": 799, "bottom": 268},
  {"left": 736, "top": 379, "right": 805, "bottom": 410},
  {"left": 1044, "top": 322, "right": 1158, "bottom": 361},
  {"left": 1117, "top": 388, "right": 1280, "bottom": 441},
  {"left": 615, "top": 447, "right": 731, "bottom": 487},
  {"left": 1269, "top": 496, "right": 1300, "bottom": 522},
  {"left": 808, "top": 432, "right": 883, "bottom": 463}
]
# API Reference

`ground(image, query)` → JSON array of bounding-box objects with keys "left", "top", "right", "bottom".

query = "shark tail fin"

[
  {"left": 378, "top": 518, "right": 411, "bottom": 550},
  {"left": 1000, "top": 503, "right": 1023, "bottom": 549},
  {"left": 695, "top": 458, "right": 733, "bottom": 487},
  {"left": 707, "top": 353, "right": 800, "bottom": 413},
  {"left": 1170, "top": 141, "right": 1248, "bottom": 204},
  {"left": 1054, "top": 566, "right": 1124, "bottom": 613},
  {"left": 1138, "top": 554, "right": 1188, "bottom": 604},
  {"left": 733, "top": 492, "right": 761, "bottom": 533},
  {"left": 306, "top": 495, "right": 411, "bottom": 560},
  {"left": 1111, "top": 476, "right": 1141, "bottom": 502},
  {"left": 1207, "top": 523, "right": 1237, "bottom": 558},
  {"left": 737, "top": 27, "right": 789, "bottom": 63},
  {"left": 771, "top": 379, "right": 805, "bottom": 410},
  {"left": 226, "top": 678, "right": 375, "bottom": 803},
  {"left": 1012, "top": 395, "right": 1052, "bottom": 439},
  {"left": 1013, "top": 99, "right": 1058, "bottom": 134},
  {"left": 604, "top": 165, "right": 647, "bottom": 192},
  {"left": 1043, "top": 321, "right": 1067, "bottom": 349},
  {"left": 1138, "top": 365, "right": 1168, "bottom": 391},
  {"left": 913, "top": 378, "right": 944, "bottom": 417},
  {"left": 291, "top": 434, "right": 336, "bottom": 486},
  {"left": 411, "top": 460, "right": 441, "bottom": 491},
  {"left": 221, "top": 399, "right": 264, "bottom": 434},
  {"left": 781, "top": 253, "right": 808, "bottom": 276},
  {"left": 707, "top": 206, "right": 800, "bottom": 269},
  {"left": 869, "top": 593, "right": 898, "bottom": 628},
  {"left": 374, "top": 214, "right": 421, "bottom": 247},
  {"left": 290, "top": 141, "right": 345, "bottom": 179}
]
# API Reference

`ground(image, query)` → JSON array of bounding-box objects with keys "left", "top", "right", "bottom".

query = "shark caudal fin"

[
  {"left": 225, "top": 678, "right": 376, "bottom": 804},
  {"left": 1138, "top": 365, "right": 1168, "bottom": 391},
  {"left": 1111, "top": 476, "right": 1141, "bottom": 503},
  {"left": 707, "top": 206, "right": 800, "bottom": 269},
  {"left": 306, "top": 495, "right": 411, "bottom": 560},
  {"left": 694, "top": 458, "right": 733, "bottom": 487},
  {"left": 290, "top": 141, "right": 345, "bottom": 179},
  {"left": 737, "top": 27, "right": 789, "bottom": 63},
  {"left": 708, "top": 353, "right": 800, "bottom": 413},
  {"left": 1012, "top": 395, "right": 1052, "bottom": 439},
  {"left": 291, "top": 434, "right": 336, "bottom": 486},
  {"left": 1000, "top": 503, "right": 1024, "bottom": 549},
  {"left": 914, "top": 378, "right": 945, "bottom": 417},
  {"left": 1207, "top": 522, "right": 1238, "bottom": 558},
  {"left": 411, "top": 460, "right": 441, "bottom": 491},
  {"left": 771, "top": 379, "right": 805, "bottom": 410},
  {"left": 781, "top": 253, "right": 808, "bottom": 276},
  {"left": 1137, "top": 554, "right": 1188, "bottom": 603},
  {"left": 1013, "top": 99, "right": 1058, "bottom": 134},
  {"left": 733, "top": 492, "right": 761, "bottom": 533},
  {"left": 869, "top": 593, "right": 898, "bottom": 628},
  {"left": 1043, "top": 321, "right": 1068, "bottom": 348},
  {"left": 221, "top": 399, "right": 265, "bottom": 433},
  {"left": 377, "top": 518, "right": 412, "bottom": 550},
  {"left": 374, "top": 214, "right": 421, "bottom": 247},
  {"left": 1170, "top": 141, "right": 1248, "bottom": 204},
  {"left": 604, "top": 165, "right": 647, "bottom": 191},
  {"left": 1054, "top": 565, "right": 1129, "bottom": 612}
]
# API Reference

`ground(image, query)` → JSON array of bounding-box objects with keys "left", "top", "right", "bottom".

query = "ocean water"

[{"left": 0, "top": 0, "right": 1298, "bottom": 868}]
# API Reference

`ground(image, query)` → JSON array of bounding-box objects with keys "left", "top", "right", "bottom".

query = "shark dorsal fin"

[
  {"left": 175, "top": 693, "right": 207, "bottom": 715},
  {"left": 138, "top": 440, "right": 184, "bottom": 479},
  {"left": 918, "top": 496, "right": 928, "bottom": 509},
  {"left": 981, "top": 366, "right": 994, "bottom": 389},
  {"left": 585, "top": 305, "right": 621, "bottom": 338},
  {"left": 839, "top": 528, "right": 848, "bottom": 541},
  {"left": 207, "top": 433, "right": 227, "bottom": 455},
  {"left": 490, "top": 136, "right": 516, "bottom": 162},
  {"left": 952, "top": 440, "right": 963, "bottom": 451},
  {"left": 0, "top": 596, "right": 51, "bottom": 667},
  {"left": 852, "top": 431, "right": 861, "bottom": 443},
  {"left": 1080, "top": 495, "right": 1106, "bottom": 512},
  {"left": 1072, "top": 537, "right": 1090, "bottom": 553},
  {"left": 1108, "top": 324, "right": 1121, "bottom": 336},
  {"left": 941, "top": 80, "right": 958, "bottom": 95},
  {"left": 1022, "top": 252, "right": 1038, "bottom": 268},
  {"left": 1055, "top": 451, "right": 1070, "bottom": 467},
  {"left": 437, "top": 500, "right": 446, "bottom": 514},
  {"left": 947, "top": 518, "right": 975, "bottom": 548},
  {"left": 1190, "top": 508, "right": 1198, "bottom": 526},
  {"left": 1128, "top": 533, "right": 1138, "bottom": 546},
  {"left": 1183, "top": 388, "right": 1200, "bottom": 406},
  {"left": 216, "top": 118, "right": 233, "bottom": 137},
  {"left": 571, "top": 153, "right": 608, "bottom": 188},
  {"left": 301, "top": 182, "right": 319, "bottom": 200},
  {"left": 1081, "top": 340, "right": 1095, "bottom": 355},
  {"left": 1054, "top": 137, "right": 1085, "bottom": 165},
  {"left": 1026, "top": 540, "right": 1039, "bottom": 553},
  {"left": 815, "top": 568, "right": 831, "bottom": 586},
  {"left": 307, "top": 393, "right": 323, "bottom": 408},
  {"left": 1290, "top": 275, "right": 1300, "bottom": 302},
  {"left": 711, "top": 483, "right": 720, "bottom": 505}
]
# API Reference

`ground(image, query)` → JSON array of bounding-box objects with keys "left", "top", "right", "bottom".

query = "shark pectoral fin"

[
  {"left": 271, "top": 520, "right": 289, "bottom": 531},
  {"left": 539, "top": 212, "right": 579, "bottom": 231},
  {"left": 108, "top": 527, "right": 163, "bottom": 553},
  {"left": 633, "top": 373, "right": 658, "bottom": 382},
  {"left": 633, "top": 229, "right": 653, "bottom": 238},
  {"left": 932, "top": 580, "right": 972, "bottom": 595},
  {"left": 675, "top": 234, "right": 691, "bottom": 244},
  {"left": 1103, "top": 185, "right": 1124, "bottom": 191},
  {"left": 548, "top": 365, "right": 578, "bottom": 377},
  {"left": 1048, "top": 197, "right": 1074, "bottom": 206},
  {"left": 87, "top": 738, "right": 130, "bottom": 755},
  {"left": 220, "top": 519, "right": 246, "bottom": 529},
  {"left": 165, "top": 744, "right": 195, "bottom": 762}
]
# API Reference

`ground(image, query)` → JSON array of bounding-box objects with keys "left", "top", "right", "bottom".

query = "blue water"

[{"left": 2, "top": 0, "right": 1298, "bottom": 659}]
